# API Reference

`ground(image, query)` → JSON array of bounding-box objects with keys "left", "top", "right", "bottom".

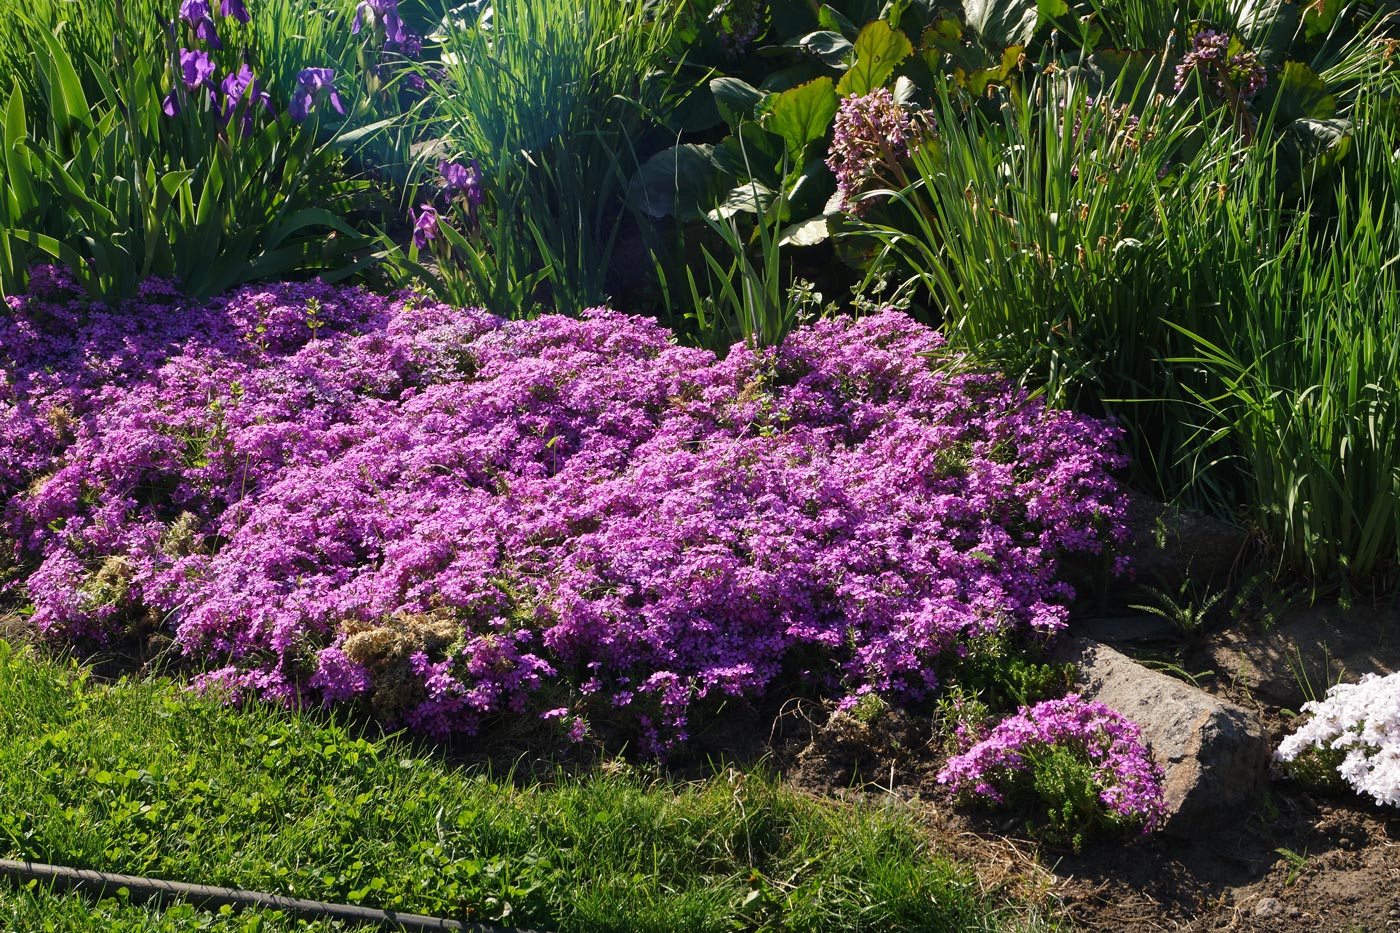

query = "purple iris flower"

[
  {"left": 397, "top": 31, "right": 423, "bottom": 58},
  {"left": 440, "top": 159, "right": 484, "bottom": 219},
  {"left": 289, "top": 68, "right": 346, "bottom": 122},
  {"left": 352, "top": 0, "right": 407, "bottom": 48},
  {"left": 179, "top": 48, "right": 218, "bottom": 89},
  {"left": 411, "top": 204, "right": 441, "bottom": 249},
  {"left": 220, "top": 64, "right": 274, "bottom": 133},
  {"left": 220, "top": 0, "right": 251, "bottom": 23},
  {"left": 179, "top": 0, "right": 222, "bottom": 48},
  {"left": 164, "top": 48, "right": 217, "bottom": 117}
]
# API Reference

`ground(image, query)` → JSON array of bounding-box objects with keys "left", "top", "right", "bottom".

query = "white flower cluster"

[{"left": 1276, "top": 671, "right": 1400, "bottom": 808}]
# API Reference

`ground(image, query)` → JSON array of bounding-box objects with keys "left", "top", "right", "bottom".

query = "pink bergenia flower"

[{"left": 826, "top": 88, "right": 917, "bottom": 215}]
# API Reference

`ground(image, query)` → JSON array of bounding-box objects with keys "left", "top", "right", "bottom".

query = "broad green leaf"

[
  {"left": 1232, "top": 0, "right": 1301, "bottom": 66},
  {"left": 818, "top": 4, "right": 860, "bottom": 39},
  {"left": 1272, "top": 60, "right": 1336, "bottom": 122},
  {"left": 795, "top": 30, "right": 855, "bottom": 66},
  {"left": 959, "top": 44, "right": 1024, "bottom": 94},
  {"left": 711, "top": 77, "right": 767, "bottom": 129},
  {"left": 1301, "top": 0, "right": 1342, "bottom": 41},
  {"left": 710, "top": 181, "right": 778, "bottom": 220},
  {"left": 778, "top": 214, "right": 831, "bottom": 246},
  {"left": 1081, "top": 48, "right": 1171, "bottom": 96},
  {"left": 963, "top": 0, "right": 1040, "bottom": 49},
  {"left": 766, "top": 77, "right": 839, "bottom": 164},
  {"left": 784, "top": 153, "right": 838, "bottom": 218},
  {"left": 1279, "top": 116, "right": 1351, "bottom": 191},
  {"left": 836, "top": 21, "right": 914, "bottom": 97},
  {"left": 626, "top": 144, "right": 724, "bottom": 221},
  {"left": 921, "top": 16, "right": 963, "bottom": 53},
  {"left": 713, "top": 122, "right": 786, "bottom": 180}
]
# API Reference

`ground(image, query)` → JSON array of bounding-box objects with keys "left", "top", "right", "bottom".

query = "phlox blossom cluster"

[
  {"left": 937, "top": 694, "right": 1167, "bottom": 832},
  {"left": 1276, "top": 672, "right": 1400, "bottom": 808},
  {"left": 2, "top": 268, "right": 1128, "bottom": 750}
]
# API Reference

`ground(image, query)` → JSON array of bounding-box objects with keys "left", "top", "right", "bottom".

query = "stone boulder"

[
  {"left": 1052, "top": 637, "right": 1271, "bottom": 836},
  {"left": 1122, "top": 490, "right": 1251, "bottom": 593},
  {"left": 1204, "top": 602, "right": 1399, "bottom": 710}
]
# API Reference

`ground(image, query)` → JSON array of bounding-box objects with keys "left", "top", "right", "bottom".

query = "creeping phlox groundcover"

[
  {"left": 1277, "top": 671, "right": 1400, "bottom": 808},
  {"left": 2, "top": 269, "right": 1128, "bottom": 751}
]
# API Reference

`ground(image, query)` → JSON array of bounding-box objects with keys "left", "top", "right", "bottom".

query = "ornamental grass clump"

[
  {"left": 937, "top": 695, "right": 1166, "bottom": 846},
  {"left": 1, "top": 268, "right": 1129, "bottom": 751},
  {"left": 1276, "top": 672, "right": 1400, "bottom": 809}
]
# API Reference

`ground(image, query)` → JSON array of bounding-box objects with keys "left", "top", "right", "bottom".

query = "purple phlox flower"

[
  {"left": 220, "top": 0, "right": 251, "bottom": 23},
  {"left": 411, "top": 203, "right": 442, "bottom": 248},
  {"left": 937, "top": 695, "right": 1167, "bottom": 834},
  {"left": 180, "top": 0, "right": 222, "bottom": 48},
  {"left": 220, "top": 64, "right": 275, "bottom": 132},
  {"left": 289, "top": 67, "right": 345, "bottom": 122},
  {"left": 352, "top": 0, "right": 407, "bottom": 48}
]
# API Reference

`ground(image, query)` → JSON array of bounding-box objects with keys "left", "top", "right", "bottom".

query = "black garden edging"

[{"left": 0, "top": 858, "right": 551, "bottom": 933}]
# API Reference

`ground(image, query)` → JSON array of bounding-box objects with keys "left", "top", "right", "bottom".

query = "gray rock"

[
  {"left": 1204, "top": 602, "right": 1399, "bottom": 710},
  {"left": 1052, "top": 637, "right": 1271, "bottom": 837},
  {"left": 1253, "top": 897, "right": 1286, "bottom": 918},
  {"left": 1123, "top": 491, "right": 1249, "bottom": 592},
  {"left": 1071, "top": 614, "right": 1180, "bottom": 645}
]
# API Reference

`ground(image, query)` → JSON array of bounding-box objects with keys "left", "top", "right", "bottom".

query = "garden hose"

[{"left": 0, "top": 858, "right": 552, "bottom": 933}]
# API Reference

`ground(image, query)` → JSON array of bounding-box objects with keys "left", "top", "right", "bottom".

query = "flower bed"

[{"left": 1, "top": 269, "right": 1128, "bottom": 749}]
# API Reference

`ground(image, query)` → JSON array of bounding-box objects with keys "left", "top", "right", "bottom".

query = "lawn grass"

[{"left": 0, "top": 640, "right": 1059, "bottom": 932}]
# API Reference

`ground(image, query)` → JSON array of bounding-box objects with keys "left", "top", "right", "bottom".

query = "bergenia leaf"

[
  {"left": 962, "top": 0, "right": 1040, "bottom": 50},
  {"left": 794, "top": 30, "right": 855, "bottom": 67},
  {"left": 836, "top": 21, "right": 914, "bottom": 97},
  {"left": 766, "top": 76, "right": 839, "bottom": 164},
  {"left": 711, "top": 77, "right": 767, "bottom": 130}
]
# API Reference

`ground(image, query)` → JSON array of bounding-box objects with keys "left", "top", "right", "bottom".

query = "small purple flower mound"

[
  {"left": 1, "top": 270, "right": 1129, "bottom": 752},
  {"left": 937, "top": 695, "right": 1167, "bottom": 834}
]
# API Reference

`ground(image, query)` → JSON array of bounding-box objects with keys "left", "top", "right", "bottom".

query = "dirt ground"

[{"left": 749, "top": 597, "right": 1400, "bottom": 933}]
